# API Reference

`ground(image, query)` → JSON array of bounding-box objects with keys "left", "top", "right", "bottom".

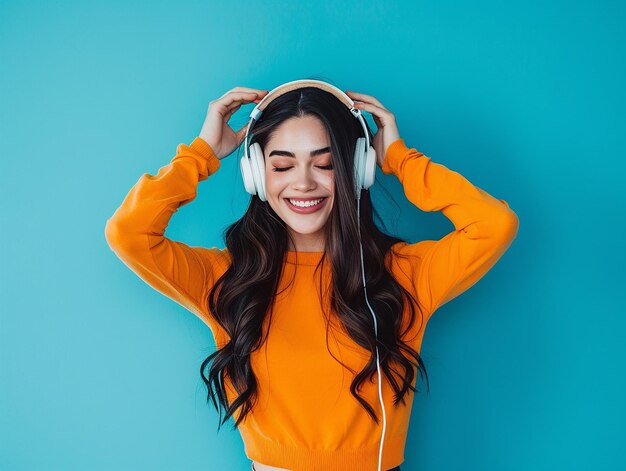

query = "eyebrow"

[{"left": 268, "top": 146, "right": 331, "bottom": 158}]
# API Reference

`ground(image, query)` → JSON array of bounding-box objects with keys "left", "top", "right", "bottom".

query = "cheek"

[
  {"left": 326, "top": 174, "right": 335, "bottom": 197},
  {"left": 264, "top": 170, "right": 286, "bottom": 202},
  {"left": 264, "top": 170, "right": 279, "bottom": 192}
]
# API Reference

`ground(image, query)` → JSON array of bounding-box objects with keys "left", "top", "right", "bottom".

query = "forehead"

[{"left": 266, "top": 115, "right": 330, "bottom": 148}]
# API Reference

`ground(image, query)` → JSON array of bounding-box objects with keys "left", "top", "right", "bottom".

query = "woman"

[{"left": 105, "top": 81, "right": 519, "bottom": 471}]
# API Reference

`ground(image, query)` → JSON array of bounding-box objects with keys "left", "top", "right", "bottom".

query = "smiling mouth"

[{"left": 284, "top": 197, "right": 328, "bottom": 212}]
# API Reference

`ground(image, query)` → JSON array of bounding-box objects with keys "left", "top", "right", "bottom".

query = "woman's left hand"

[{"left": 345, "top": 90, "right": 401, "bottom": 167}]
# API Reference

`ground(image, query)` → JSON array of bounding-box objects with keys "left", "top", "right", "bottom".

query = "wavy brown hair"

[{"left": 200, "top": 79, "right": 430, "bottom": 431}]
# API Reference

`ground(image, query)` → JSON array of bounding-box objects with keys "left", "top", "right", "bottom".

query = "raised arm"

[
  {"left": 383, "top": 138, "right": 520, "bottom": 317},
  {"left": 105, "top": 88, "right": 269, "bottom": 341},
  {"left": 104, "top": 137, "right": 230, "bottom": 337}
]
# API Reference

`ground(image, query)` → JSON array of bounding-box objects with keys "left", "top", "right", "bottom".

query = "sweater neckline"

[{"left": 285, "top": 250, "right": 325, "bottom": 266}]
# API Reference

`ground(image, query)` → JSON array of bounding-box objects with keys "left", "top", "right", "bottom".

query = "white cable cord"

[{"left": 356, "top": 194, "right": 387, "bottom": 471}]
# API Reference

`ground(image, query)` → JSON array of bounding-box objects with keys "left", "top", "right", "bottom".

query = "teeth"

[{"left": 289, "top": 198, "right": 323, "bottom": 208}]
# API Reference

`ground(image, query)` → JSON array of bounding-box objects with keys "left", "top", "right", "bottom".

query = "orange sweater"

[{"left": 105, "top": 136, "right": 519, "bottom": 471}]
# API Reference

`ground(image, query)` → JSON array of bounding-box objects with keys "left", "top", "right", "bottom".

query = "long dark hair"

[{"left": 200, "top": 82, "right": 430, "bottom": 431}]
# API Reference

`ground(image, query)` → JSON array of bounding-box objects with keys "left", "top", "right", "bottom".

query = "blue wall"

[{"left": 1, "top": 0, "right": 624, "bottom": 469}]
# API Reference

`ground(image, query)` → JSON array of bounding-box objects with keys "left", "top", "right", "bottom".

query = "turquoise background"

[{"left": 1, "top": 0, "right": 624, "bottom": 469}]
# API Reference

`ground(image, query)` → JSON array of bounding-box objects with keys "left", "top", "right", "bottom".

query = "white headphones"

[{"left": 240, "top": 79, "right": 389, "bottom": 471}]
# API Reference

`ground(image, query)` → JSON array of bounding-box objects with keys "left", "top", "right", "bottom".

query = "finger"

[
  {"left": 217, "top": 101, "right": 242, "bottom": 121},
  {"left": 371, "top": 114, "right": 382, "bottom": 129},
  {"left": 221, "top": 91, "right": 266, "bottom": 124},
  {"left": 219, "top": 88, "right": 269, "bottom": 106},
  {"left": 346, "top": 91, "right": 388, "bottom": 111},
  {"left": 354, "top": 102, "right": 385, "bottom": 129},
  {"left": 219, "top": 91, "right": 261, "bottom": 108},
  {"left": 354, "top": 101, "right": 390, "bottom": 121},
  {"left": 236, "top": 124, "right": 249, "bottom": 143},
  {"left": 225, "top": 91, "right": 263, "bottom": 111},
  {"left": 219, "top": 86, "right": 268, "bottom": 98},
  {"left": 231, "top": 86, "right": 270, "bottom": 95},
  {"left": 225, "top": 99, "right": 246, "bottom": 114},
  {"left": 224, "top": 106, "right": 238, "bottom": 121}
]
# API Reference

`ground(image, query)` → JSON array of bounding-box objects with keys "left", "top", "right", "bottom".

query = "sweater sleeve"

[
  {"left": 104, "top": 137, "right": 231, "bottom": 340},
  {"left": 383, "top": 138, "right": 519, "bottom": 317}
]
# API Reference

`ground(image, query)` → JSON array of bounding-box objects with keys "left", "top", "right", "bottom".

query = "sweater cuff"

[
  {"left": 189, "top": 137, "right": 221, "bottom": 175},
  {"left": 381, "top": 138, "right": 424, "bottom": 175}
]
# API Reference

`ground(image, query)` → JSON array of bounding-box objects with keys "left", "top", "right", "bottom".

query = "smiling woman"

[{"left": 105, "top": 80, "right": 518, "bottom": 471}]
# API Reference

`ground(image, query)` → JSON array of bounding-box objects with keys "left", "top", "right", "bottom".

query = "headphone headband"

[
  {"left": 251, "top": 79, "right": 355, "bottom": 116},
  {"left": 243, "top": 79, "right": 370, "bottom": 155}
]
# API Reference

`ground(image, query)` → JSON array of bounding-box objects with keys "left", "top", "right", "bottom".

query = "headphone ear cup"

[
  {"left": 248, "top": 142, "right": 267, "bottom": 202},
  {"left": 363, "top": 144, "right": 377, "bottom": 190},
  {"left": 240, "top": 147, "right": 257, "bottom": 196},
  {"left": 353, "top": 137, "right": 366, "bottom": 197}
]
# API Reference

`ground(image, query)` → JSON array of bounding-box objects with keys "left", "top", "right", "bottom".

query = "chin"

[
  {"left": 290, "top": 226, "right": 327, "bottom": 236},
  {"left": 284, "top": 217, "right": 329, "bottom": 232}
]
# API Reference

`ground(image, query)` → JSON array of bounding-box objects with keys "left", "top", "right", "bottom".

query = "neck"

[{"left": 288, "top": 232, "right": 325, "bottom": 252}]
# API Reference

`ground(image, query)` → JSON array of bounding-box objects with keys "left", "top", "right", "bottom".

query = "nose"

[{"left": 291, "top": 166, "right": 318, "bottom": 191}]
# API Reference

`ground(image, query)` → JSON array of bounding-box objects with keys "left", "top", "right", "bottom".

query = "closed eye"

[{"left": 272, "top": 165, "right": 333, "bottom": 172}]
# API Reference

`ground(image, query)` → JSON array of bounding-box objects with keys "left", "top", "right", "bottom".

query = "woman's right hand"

[{"left": 199, "top": 86, "right": 269, "bottom": 160}]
